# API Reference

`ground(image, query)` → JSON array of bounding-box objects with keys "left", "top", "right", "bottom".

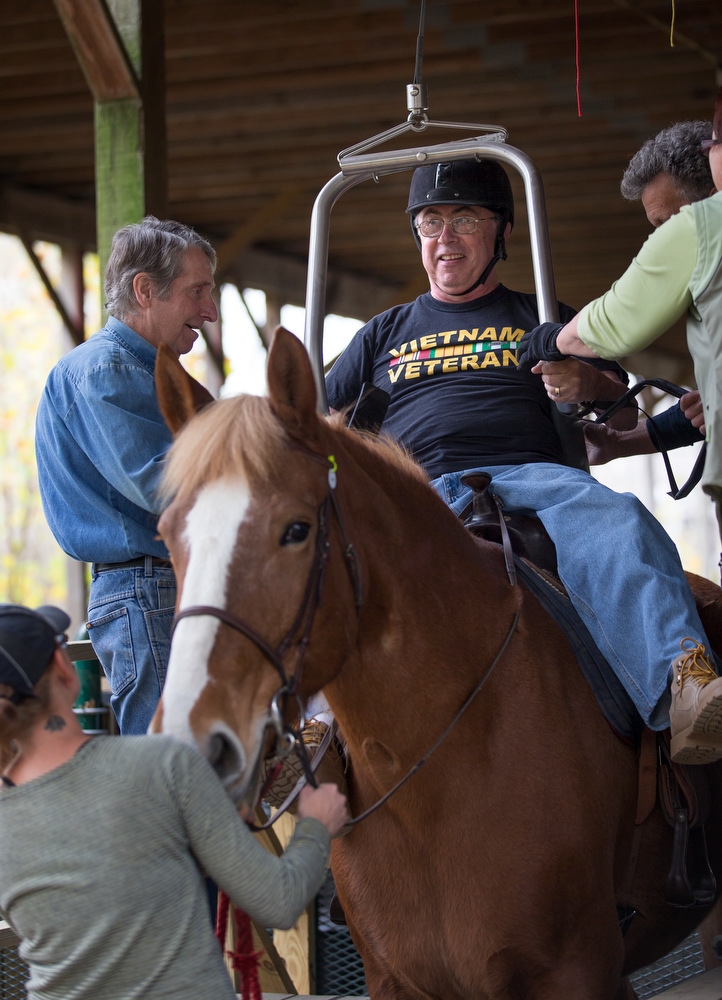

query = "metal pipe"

[
  {"left": 304, "top": 170, "right": 374, "bottom": 411},
  {"left": 303, "top": 140, "right": 586, "bottom": 468}
]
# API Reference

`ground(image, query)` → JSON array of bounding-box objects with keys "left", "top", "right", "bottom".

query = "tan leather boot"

[{"left": 670, "top": 638, "right": 722, "bottom": 764}]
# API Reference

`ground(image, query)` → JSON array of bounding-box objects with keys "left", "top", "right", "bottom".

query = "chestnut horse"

[{"left": 151, "top": 328, "right": 722, "bottom": 1000}]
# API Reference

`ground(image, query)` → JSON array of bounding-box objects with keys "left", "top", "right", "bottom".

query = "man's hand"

[
  {"left": 583, "top": 420, "right": 653, "bottom": 465},
  {"left": 531, "top": 358, "right": 608, "bottom": 406},
  {"left": 680, "top": 390, "right": 705, "bottom": 434},
  {"left": 531, "top": 359, "right": 636, "bottom": 429},
  {"left": 517, "top": 323, "right": 568, "bottom": 368},
  {"left": 584, "top": 421, "right": 623, "bottom": 466}
]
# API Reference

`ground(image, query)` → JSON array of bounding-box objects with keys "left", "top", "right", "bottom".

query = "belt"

[{"left": 94, "top": 556, "right": 173, "bottom": 572}]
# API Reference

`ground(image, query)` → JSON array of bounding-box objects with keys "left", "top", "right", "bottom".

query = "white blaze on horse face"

[{"left": 160, "top": 477, "right": 251, "bottom": 744}]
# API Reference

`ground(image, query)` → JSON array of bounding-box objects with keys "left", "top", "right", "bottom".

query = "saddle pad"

[{"left": 515, "top": 556, "right": 641, "bottom": 743}]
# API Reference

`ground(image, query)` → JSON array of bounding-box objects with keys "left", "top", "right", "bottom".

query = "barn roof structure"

[{"left": 2, "top": 0, "right": 721, "bottom": 384}]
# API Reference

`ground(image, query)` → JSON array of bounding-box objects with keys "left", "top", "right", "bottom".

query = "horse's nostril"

[{"left": 208, "top": 731, "right": 243, "bottom": 779}]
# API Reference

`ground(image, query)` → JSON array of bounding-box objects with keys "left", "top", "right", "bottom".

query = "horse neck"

[{"left": 322, "top": 434, "right": 522, "bottom": 760}]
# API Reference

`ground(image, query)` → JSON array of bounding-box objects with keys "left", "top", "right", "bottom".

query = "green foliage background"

[{"left": 0, "top": 235, "right": 99, "bottom": 607}]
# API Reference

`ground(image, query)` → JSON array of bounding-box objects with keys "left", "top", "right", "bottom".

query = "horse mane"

[
  {"left": 161, "top": 386, "right": 428, "bottom": 502},
  {"left": 160, "top": 393, "right": 290, "bottom": 503},
  {"left": 160, "top": 393, "right": 430, "bottom": 506},
  {"left": 325, "top": 411, "right": 431, "bottom": 490}
]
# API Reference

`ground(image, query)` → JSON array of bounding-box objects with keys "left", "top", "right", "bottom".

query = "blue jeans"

[
  {"left": 87, "top": 558, "right": 176, "bottom": 734},
  {"left": 431, "top": 462, "right": 711, "bottom": 729}
]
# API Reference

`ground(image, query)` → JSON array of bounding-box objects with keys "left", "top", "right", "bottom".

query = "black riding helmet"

[{"left": 406, "top": 158, "right": 514, "bottom": 295}]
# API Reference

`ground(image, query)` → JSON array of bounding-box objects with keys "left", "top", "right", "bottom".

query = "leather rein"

[{"left": 590, "top": 377, "right": 706, "bottom": 500}]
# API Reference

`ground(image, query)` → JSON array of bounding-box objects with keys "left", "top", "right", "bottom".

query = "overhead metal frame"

[{"left": 303, "top": 122, "right": 588, "bottom": 471}]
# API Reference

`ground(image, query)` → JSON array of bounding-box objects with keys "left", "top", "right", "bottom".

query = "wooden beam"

[
  {"left": 253, "top": 923, "right": 300, "bottom": 995},
  {"left": 216, "top": 186, "right": 303, "bottom": 277},
  {"left": 52, "top": 0, "right": 140, "bottom": 101},
  {"left": 199, "top": 309, "right": 225, "bottom": 389},
  {"left": 264, "top": 811, "right": 313, "bottom": 995},
  {"left": 19, "top": 235, "right": 85, "bottom": 346},
  {"left": 0, "top": 186, "right": 96, "bottom": 249},
  {"left": 137, "top": 0, "right": 167, "bottom": 218},
  {"left": 61, "top": 244, "right": 86, "bottom": 339},
  {"left": 223, "top": 247, "right": 397, "bottom": 322},
  {"left": 93, "top": 0, "right": 167, "bottom": 295}
]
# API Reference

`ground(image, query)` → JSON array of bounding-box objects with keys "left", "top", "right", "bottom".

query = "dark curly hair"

[{"left": 620, "top": 120, "right": 713, "bottom": 205}]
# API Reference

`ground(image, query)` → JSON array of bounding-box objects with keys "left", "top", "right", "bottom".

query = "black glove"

[{"left": 516, "top": 322, "right": 568, "bottom": 368}]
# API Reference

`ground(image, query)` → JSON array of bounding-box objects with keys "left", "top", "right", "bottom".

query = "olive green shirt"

[{"left": 577, "top": 189, "right": 722, "bottom": 494}]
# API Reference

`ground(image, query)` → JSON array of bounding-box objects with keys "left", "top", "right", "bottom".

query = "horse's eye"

[{"left": 280, "top": 521, "right": 311, "bottom": 545}]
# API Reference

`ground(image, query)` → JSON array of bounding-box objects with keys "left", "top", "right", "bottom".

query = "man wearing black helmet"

[{"left": 326, "top": 157, "right": 721, "bottom": 763}]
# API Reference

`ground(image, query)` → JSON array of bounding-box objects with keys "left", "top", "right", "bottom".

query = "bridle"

[{"left": 172, "top": 452, "right": 363, "bottom": 775}]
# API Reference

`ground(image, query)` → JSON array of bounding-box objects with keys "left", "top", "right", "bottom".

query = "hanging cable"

[
  {"left": 413, "top": 0, "right": 426, "bottom": 84},
  {"left": 337, "top": 0, "right": 506, "bottom": 164},
  {"left": 407, "top": 0, "right": 429, "bottom": 126}
]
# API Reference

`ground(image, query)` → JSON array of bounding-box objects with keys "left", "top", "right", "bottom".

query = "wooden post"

[
  {"left": 94, "top": 98, "right": 145, "bottom": 284},
  {"left": 52, "top": 0, "right": 167, "bottom": 307},
  {"left": 264, "top": 811, "right": 315, "bottom": 995}
]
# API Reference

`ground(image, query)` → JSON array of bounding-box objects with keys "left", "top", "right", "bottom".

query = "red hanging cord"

[
  {"left": 215, "top": 890, "right": 263, "bottom": 1000},
  {"left": 574, "top": 0, "right": 583, "bottom": 116}
]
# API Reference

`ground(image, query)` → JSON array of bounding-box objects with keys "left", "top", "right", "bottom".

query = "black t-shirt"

[{"left": 326, "top": 286, "right": 628, "bottom": 478}]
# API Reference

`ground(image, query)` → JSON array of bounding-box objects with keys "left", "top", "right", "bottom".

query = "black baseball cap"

[{"left": 0, "top": 604, "right": 71, "bottom": 698}]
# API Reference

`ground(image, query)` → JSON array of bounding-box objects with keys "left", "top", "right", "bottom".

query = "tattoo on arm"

[{"left": 45, "top": 715, "right": 67, "bottom": 732}]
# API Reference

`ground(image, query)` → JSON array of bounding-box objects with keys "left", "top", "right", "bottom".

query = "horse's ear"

[
  {"left": 155, "top": 342, "right": 214, "bottom": 435},
  {"left": 267, "top": 326, "right": 319, "bottom": 440}
]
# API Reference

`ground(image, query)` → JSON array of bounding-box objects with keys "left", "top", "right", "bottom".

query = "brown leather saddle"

[{"left": 461, "top": 471, "right": 558, "bottom": 575}]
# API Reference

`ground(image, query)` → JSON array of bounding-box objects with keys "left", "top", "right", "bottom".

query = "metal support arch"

[{"left": 303, "top": 137, "right": 587, "bottom": 470}]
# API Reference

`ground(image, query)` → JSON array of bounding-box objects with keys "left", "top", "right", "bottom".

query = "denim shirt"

[{"left": 35, "top": 316, "right": 173, "bottom": 563}]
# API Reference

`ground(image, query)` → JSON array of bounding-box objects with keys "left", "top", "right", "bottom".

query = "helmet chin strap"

[{"left": 449, "top": 232, "right": 507, "bottom": 298}]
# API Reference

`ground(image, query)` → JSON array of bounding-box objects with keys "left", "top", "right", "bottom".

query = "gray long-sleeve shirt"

[{"left": 0, "top": 735, "right": 330, "bottom": 999}]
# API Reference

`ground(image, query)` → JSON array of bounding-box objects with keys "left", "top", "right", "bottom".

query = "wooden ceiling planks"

[{"left": 0, "top": 0, "right": 720, "bottom": 385}]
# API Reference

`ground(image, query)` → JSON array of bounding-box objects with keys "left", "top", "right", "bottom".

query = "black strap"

[
  {"left": 590, "top": 378, "right": 706, "bottom": 501},
  {"left": 658, "top": 441, "right": 706, "bottom": 500},
  {"left": 94, "top": 556, "right": 172, "bottom": 571}
]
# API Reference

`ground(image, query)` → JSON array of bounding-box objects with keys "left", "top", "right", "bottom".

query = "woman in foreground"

[{"left": 0, "top": 602, "right": 347, "bottom": 1000}]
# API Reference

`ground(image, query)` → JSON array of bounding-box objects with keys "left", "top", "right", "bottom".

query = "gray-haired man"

[{"left": 35, "top": 217, "right": 217, "bottom": 734}]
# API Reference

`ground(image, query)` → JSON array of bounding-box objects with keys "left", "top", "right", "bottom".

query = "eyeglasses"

[
  {"left": 415, "top": 216, "right": 498, "bottom": 238},
  {"left": 700, "top": 138, "right": 721, "bottom": 155},
  {"left": 55, "top": 633, "right": 68, "bottom": 649}
]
